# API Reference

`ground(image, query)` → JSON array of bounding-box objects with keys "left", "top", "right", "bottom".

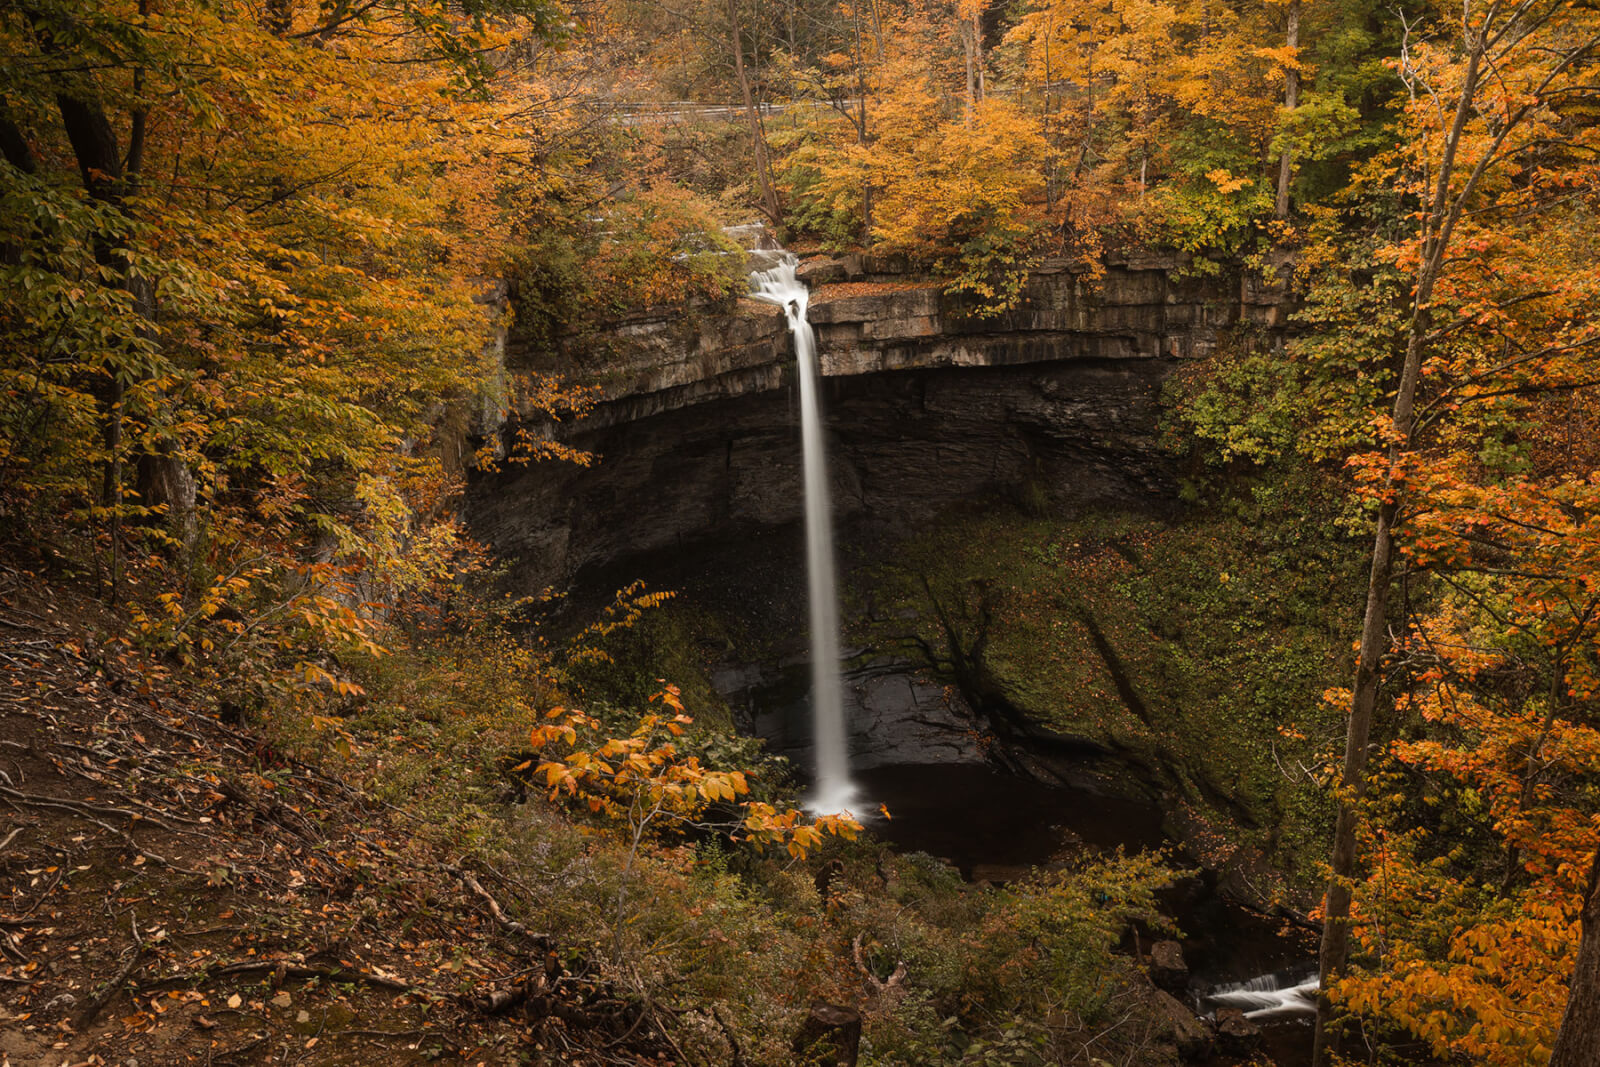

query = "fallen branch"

[
  {"left": 712, "top": 1006, "right": 749, "bottom": 1067},
  {"left": 0, "top": 785, "right": 176, "bottom": 831},
  {"left": 851, "top": 933, "right": 907, "bottom": 1001},
  {"left": 218, "top": 961, "right": 413, "bottom": 991},
  {"left": 145, "top": 960, "right": 415, "bottom": 995},
  {"left": 450, "top": 865, "right": 547, "bottom": 945},
  {"left": 467, "top": 973, "right": 547, "bottom": 1015}
]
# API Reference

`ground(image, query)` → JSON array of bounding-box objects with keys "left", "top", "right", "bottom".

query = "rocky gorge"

[{"left": 469, "top": 250, "right": 1288, "bottom": 594}]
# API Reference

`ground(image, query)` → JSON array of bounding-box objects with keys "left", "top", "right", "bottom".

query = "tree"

[
  {"left": 1273, "top": 0, "right": 1302, "bottom": 219},
  {"left": 0, "top": 0, "right": 577, "bottom": 701},
  {"left": 527, "top": 684, "right": 860, "bottom": 961},
  {"left": 1309, "top": 0, "right": 1600, "bottom": 1060}
]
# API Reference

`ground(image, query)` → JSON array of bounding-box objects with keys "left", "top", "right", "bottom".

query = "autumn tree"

[
  {"left": 1303, "top": 0, "right": 1600, "bottom": 1061},
  {"left": 527, "top": 684, "right": 860, "bottom": 961},
  {"left": 0, "top": 0, "right": 582, "bottom": 704}
]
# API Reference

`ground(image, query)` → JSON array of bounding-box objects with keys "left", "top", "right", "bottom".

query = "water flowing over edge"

[
  {"left": 748, "top": 255, "right": 858, "bottom": 817},
  {"left": 1205, "top": 967, "right": 1319, "bottom": 1021}
]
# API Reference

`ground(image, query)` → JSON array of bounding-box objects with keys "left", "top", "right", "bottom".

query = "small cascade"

[
  {"left": 749, "top": 255, "right": 857, "bottom": 816},
  {"left": 1205, "top": 966, "right": 1319, "bottom": 1021}
]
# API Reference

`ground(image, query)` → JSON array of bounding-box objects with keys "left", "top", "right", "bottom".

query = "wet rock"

[
  {"left": 1148, "top": 939, "right": 1189, "bottom": 993},
  {"left": 792, "top": 1002, "right": 861, "bottom": 1066},
  {"left": 1215, "top": 1007, "right": 1262, "bottom": 1056},
  {"left": 969, "top": 863, "right": 1032, "bottom": 885},
  {"left": 1152, "top": 989, "right": 1212, "bottom": 1061},
  {"left": 472, "top": 251, "right": 1293, "bottom": 594},
  {"left": 472, "top": 358, "right": 1180, "bottom": 595},
  {"left": 740, "top": 658, "right": 985, "bottom": 771}
]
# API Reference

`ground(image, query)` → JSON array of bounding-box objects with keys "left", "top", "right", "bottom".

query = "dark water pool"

[{"left": 851, "top": 762, "right": 1166, "bottom": 874}]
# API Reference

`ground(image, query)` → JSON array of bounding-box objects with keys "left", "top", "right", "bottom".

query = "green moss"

[{"left": 851, "top": 499, "right": 1364, "bottom": 889}]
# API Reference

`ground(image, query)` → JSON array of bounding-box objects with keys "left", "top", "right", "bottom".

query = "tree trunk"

[
  {"left": 1311, "top": 33, "right": 1485, "bottom": 1067},
  {"left": 53, "top": 44, "right": 192, "bottom": 569},
  {"left": 851, "top": 8, "right": 873, "bottom": 243},
  {"left": 962, "top": 19, "right": 977, "bottom": 119},
  {"left": 973, "top": 10, "right": 985, "bottom": 102},
  {"left": 1274, "top": 0, "right": 1300, "bottom": 219},
  {"left": 728, "top": 0, "right": 781, "bottom": 226},
  {"left": 265, "top": 0, "right": 295, "bottom": 36},
  {"left": 55, "top": 91, "right": 134, "bottom": 595},
  {"left": 1552, "top": 846, "right": 1600, "bottom": 1067}
]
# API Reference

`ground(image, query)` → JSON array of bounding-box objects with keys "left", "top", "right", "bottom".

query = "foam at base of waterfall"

[
  {"left": 804, "top": 778, "right": 860, "bottom": 818},
  {"left": 1206, "top": 970, "right": 1319, "bottom": 1020}
]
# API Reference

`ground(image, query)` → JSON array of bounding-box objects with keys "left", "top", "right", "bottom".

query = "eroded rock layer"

[{"left": 471, "top": 253, "right": 1281, "bottom": 590}]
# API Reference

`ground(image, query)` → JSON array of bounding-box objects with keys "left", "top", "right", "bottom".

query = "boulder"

[
  {"left": 796, "top": 256, "right": 847, "bottom": 286},
  {"left": 792, "top": 1002, "right": 861, "bottom": 1066},
  {"left": 1148, "top": 939, "right": 1189, "bottom": 993},
  {"left": 1215, "top": 1007, "right": 1262, "bottom": 1056},
  {"left": 1151, "top": 989, "right": 1212, "bottom": 1061}
]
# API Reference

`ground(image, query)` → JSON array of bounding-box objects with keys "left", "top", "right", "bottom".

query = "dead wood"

[
  {"left": 144, "top": 960, "right": 414, "bottom": 995},
  {"left": 850, "top": 933, "right": 907, "bottom": 1000},
  {"left": 449, "top": 864, "right": 548, "bottom": 946}
]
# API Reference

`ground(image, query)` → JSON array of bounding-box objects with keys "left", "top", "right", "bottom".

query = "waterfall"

[
  {"left": 749, "top": 256, "right": 857, "bottom": 815},
  {"left": 1205, "top": 967, "right": 1319, "bottom": 1021}
]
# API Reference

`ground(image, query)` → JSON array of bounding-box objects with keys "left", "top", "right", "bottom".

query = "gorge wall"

[{"left": 468, "top": 251, "right": 1286, "bottom": 593}]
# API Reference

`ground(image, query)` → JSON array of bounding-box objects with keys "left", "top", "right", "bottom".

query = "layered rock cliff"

[{"left": 468, "top": 252, "right": 1284, "bottom": 592}]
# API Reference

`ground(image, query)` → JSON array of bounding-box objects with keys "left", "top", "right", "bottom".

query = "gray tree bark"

[
  {"left": 1274, "top": 0, "right": 1300, "bottom": 219},
  {"left": 1552, "top": 847, "right": 1600, "bottom": 1066}
]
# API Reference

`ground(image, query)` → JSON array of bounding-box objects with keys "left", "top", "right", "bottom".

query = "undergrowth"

[{"left": 303, "top": 578, "right": 1195, "bottom": 1064}]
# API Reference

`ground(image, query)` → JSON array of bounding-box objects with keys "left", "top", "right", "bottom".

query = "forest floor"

[{"left": 0, "top": 560, "right": 663, "bottom": 1067}]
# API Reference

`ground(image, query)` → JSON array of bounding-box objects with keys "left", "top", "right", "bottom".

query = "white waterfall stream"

[
  {"left": 1206, "top": 968, "right": 1319, "bottom": 1021},
  {"left": 749, "top": 255, "right": 857, "bottom": 815}
]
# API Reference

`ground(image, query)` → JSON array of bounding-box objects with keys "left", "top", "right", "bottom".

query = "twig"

[
  {"left": 0, "top": 826, "right": 22, "bottom": 854},
  {"left": 77, "top": 914, "right": 146, "bottom": 1028},
  {"left": 21, "top": 866, "right": 64, "bottom": 917},
  {"left": 0, "top": 927, "right": 26, "bottom": 963}
]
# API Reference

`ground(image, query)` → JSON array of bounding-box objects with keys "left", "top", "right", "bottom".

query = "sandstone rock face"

[
  {"left": 471, "top": 356, "right": 1176, "bottom": 592},
  {"left": 469, "top": 252, "right": 1284, "bottom": 591}
]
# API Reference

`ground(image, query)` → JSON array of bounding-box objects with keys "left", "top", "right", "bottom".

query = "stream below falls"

[{"left": 731, "top": 661, "right": 1320, "bottom": 1066}]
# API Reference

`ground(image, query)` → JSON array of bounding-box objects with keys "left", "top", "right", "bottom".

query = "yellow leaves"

[
  {"left": 531, "top": 694, "right": 858, "bottom": 862},
  {"left": 1204, "top": 169, "right": 1252, "bottom": 195}
]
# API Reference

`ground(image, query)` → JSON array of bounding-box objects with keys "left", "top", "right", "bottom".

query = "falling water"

[
  {"left": 1206, "top": 967, "right": 1319, "bottom": 1021},
  {"left": 749, "top": 256, "right": 856, "bottom": 815}
]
